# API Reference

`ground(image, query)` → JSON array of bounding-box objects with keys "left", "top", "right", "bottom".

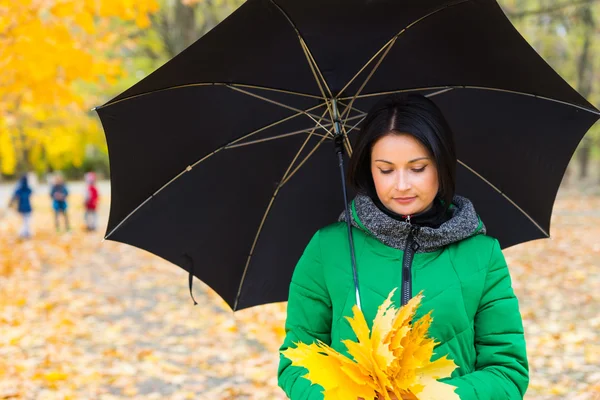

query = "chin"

[{"left": 387, "top": 204, "right": 418, "bottom": 216}]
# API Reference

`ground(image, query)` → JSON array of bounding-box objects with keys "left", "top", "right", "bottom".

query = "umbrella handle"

[{"left": 335, "top": 135, "right": 362, "bottom": 311}]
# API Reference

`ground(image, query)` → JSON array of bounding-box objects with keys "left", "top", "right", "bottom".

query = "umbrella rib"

[
  {"left": 228, "top": 112, "right": 366, "bottom": 149},
  {"left": 338, "top": 86, "right": 453, "bottom": 100},
  {"left": 268, "top": 0, "right": 340, "bottom": 136},
  {"left": 342, "top": 113, "right": 368, "bottom": 138},
  {"left": 269, "top": 0, "right": 334, "bottom": 101},
  {"left": 231, "top": 84, "right": 323, "bottom": 99},
  {"left": 299, "top": 38, "right": 334, "bottom": 102},
  {"left": 225, "top": 113, "right": 367, "bottom": 150},
  {"left": 339, "top": 36, "right": 397, "bottom": 126},
  {"left": 458, "top": 159, "right": 550, "bottom": 237},
  {"left": 343, "top": 134, "right": 353, "bottom": 156},
  {"left": 338, "top": 85, "right": 600, "bottom": 116},
  {"left": 233, "top": 107, "right": 331, "bottom": 310},
  {"left": 333, "top": 112, "right": 367, "bottom": 123},
  {"left": 103, "top": 102, "right": 327, "bottom": 240},
  {"left": 295, "top": 44, "right": 340, "bottom": 138},
  {"left": 338, "top": 101, "right": 368, "bottom": 156},
  {"left": 426, "top": 88, "right": 456, "bottom": 97},
  {"left": 226, "top": 85, "right": 335, "bottom": 136},
  {"left": 93, "top": 83, "right": 322, "bottom": 110},
  {"left": 279, "top": 131, "right": 330, "bottom": 188},
  {"left": 338, "top": 101, "right": 367, "bottom": 119},
  {"left": 338, "top": 114, "right": 366, "bottom": 158},
  {"left": 337, "top": 0, "right": 471, "bottom": 121},
  {"left": 225, "top": 127, "right": 332, "bottom": 149},
  {"left": 460, "top": 85, "right": 600, "bottom": 115}
]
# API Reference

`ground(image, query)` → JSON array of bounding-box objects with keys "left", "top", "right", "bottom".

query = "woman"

[{"left": 277, "top": 94, "right": 529, "bottom": 400}]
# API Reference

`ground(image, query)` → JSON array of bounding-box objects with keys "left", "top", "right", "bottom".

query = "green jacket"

[{"left": 278, "top": 211, "right": 528, "bottom": 399}]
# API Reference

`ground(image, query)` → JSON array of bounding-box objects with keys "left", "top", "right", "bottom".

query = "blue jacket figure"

[
  {"left": 9, "top": 175, "right": 33, "bottom": 238},
  {"left": 50, "top": 175, "right": 70, "bottom": 232}
]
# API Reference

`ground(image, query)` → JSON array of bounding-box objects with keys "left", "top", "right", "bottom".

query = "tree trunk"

[
  {"left": 576, "top": 6, "right": 594, "bottom": 180},
  {"left": 153, "top": 1, "right": 199, "bottom": 59},
  {"left": 578, "top": 137, "right": 591, "bottom": 179},
  {"left": 173, "top": 0, "right": 198, "bottom": 55},
  {"left": 198, "top": 0, "right": 219, "bottom": 36},
  {"left": 15, "top": 127, "right": 32, "bottom": 176}
]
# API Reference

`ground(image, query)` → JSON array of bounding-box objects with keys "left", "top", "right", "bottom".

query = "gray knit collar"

[{"left": 338, "top": 194, "right": 486, "bottom": 252}]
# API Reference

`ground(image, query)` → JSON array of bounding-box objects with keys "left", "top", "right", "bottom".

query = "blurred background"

[{"left": 0, "top": 1, "right": 599, "bottom": 399}]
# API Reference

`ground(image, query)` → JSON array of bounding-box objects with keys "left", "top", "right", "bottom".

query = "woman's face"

[{"left": 370, "top": 133, "right": 439, "bottom": 216}]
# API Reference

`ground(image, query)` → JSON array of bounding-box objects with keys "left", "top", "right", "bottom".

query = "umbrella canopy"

[{"left": 96, "top": 0, "right": 599, "bottom": 310}]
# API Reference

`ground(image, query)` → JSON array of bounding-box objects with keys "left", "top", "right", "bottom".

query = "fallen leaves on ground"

[
  {"left": 503, "top": 192, "right": 600, "bottom": 400},
  {"left": 0, "top": 187, "right": 598, "bottom": 399}
]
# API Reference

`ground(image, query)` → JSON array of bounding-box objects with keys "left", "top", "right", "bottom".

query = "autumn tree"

[{"left": 0, "top": 0, "right": 159, "bottom": 176}]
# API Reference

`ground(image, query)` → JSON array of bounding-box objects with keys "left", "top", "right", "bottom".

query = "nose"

[{"left": 395, "top": 170, "right": 411, "bottom": 191}]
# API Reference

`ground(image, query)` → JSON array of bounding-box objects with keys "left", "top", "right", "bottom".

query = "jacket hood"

[
  {"left": 17, "top": 175, "right": 30, "bottom": 190},
  {"left": 338, "top": 194, "right": 486, "bottom": 252}
]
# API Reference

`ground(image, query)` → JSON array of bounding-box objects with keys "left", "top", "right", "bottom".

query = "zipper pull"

[
  {"left": 406, "top": 215, "right": 411, "bottom": 224},
  {"left": 412, "top": 239, "right": 421, "bottom": 252},
  {"left": 410, "top": 225, "right": 421, "bottom": 252}
]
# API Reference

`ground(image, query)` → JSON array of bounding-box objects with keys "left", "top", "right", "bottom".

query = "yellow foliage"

[
  {"left": 282, "top": 290, "right": 460, "bottom": 400},
  {"left": 0, "top": 127, "right": 17, "bottom": 174},
  {"left": 0, "top": 0, "right": 158, "bottom": 173}
]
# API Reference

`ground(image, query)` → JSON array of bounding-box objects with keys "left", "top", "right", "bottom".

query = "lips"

[{"left": 394, "top": 196, "right": 416, "bottom": 203}]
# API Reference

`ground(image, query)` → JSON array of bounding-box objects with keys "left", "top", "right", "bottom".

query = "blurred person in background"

[
  {"left": 50, "top": 173, "right": 70, "bottom": 232},
  {"left": 84, "top": 172, "right": 99, "bottom": 231},
  {"left": 9, "top": 174, "right": 33, "bottom": 239}
]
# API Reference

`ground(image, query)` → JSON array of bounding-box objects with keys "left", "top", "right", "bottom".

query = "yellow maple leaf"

[
  {"left": 282, "top": 341, "right": 375, "bottom": 400},
  {"left": 282, "top": 289, "right": 460, "bottom": 400},
  {"left": 344, "top": 299, "right": 395, "bottom": 397}
]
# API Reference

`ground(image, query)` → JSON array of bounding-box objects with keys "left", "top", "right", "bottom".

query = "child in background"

[
  {"left": 84, "top": 172, "right": 99, "bottom": 231},
  {"left": 50, "top": 174, "right": 70, "bottom": 232},
  {"left": 9, "top": 174, "right": 33, "bottom": 239}
]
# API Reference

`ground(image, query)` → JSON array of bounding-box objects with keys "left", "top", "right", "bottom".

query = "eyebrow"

[{"left": 374, "top": 157, "right": 430, "bottom": 164}]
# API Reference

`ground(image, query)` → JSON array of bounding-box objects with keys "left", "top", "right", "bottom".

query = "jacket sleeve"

[
  {"left": 441, "top": 239, "right": 529, "bottom": 399},
  {"left": 278, "top": 230, "right": 332, "bottom": 400}
]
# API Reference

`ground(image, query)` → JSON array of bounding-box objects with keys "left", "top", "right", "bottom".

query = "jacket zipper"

[{"left": 401, "top": 218, "right": 421, "bottom": 306}]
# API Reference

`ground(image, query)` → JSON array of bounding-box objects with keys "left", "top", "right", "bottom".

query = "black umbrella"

[{"left": 96, "top": 0, "right": 599, "bottom": 311}]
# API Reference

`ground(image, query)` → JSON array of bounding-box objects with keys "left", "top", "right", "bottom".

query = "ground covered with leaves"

[{"left": 0, "top": 188, "right": 598, "bottom": 399}]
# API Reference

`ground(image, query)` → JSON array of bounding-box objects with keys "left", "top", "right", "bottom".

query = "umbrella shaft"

[
  {"left": 331, "top": 98, "right": 343, "bottom": 137},
  {"left": 336, "top": 145, "right": 361, "bottom": 310}
]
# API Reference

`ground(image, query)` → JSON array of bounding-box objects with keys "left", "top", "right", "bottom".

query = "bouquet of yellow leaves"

[{"left": 281, "top": 289, "right": 460, "bottom": 400}]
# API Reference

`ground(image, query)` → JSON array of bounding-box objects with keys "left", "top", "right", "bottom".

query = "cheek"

[
  {"left": 371, "top": 169, "right": 392, "bottom": 194},
  {"left": 421, "top": 170, "right": 439, "bottom": 195},
  {"left": 371, "top": 169, "right": 382, "bottom": 191}
]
